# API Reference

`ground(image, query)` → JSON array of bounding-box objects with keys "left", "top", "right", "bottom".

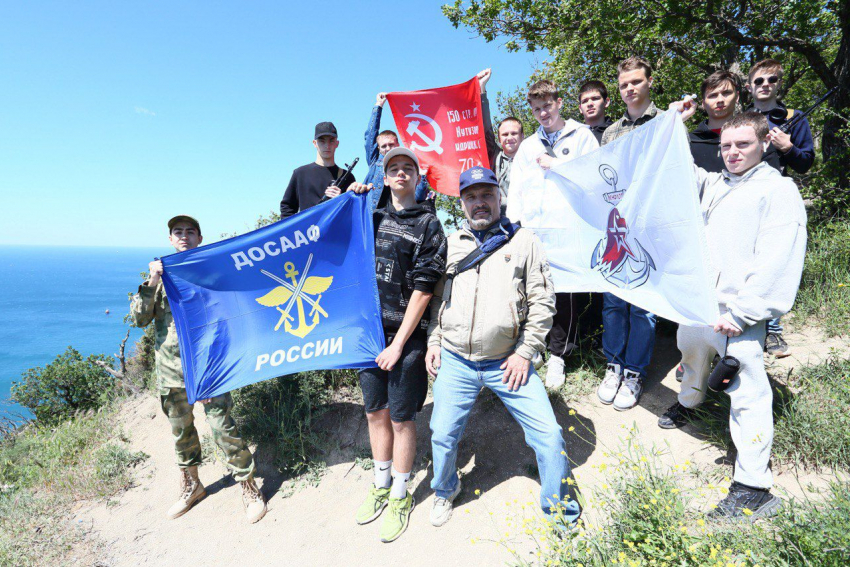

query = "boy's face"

[
  {"left": 377, "top": 134, "right": 399, "bottom": 156},
  {"left": 497, "top": 120, "right": 523, "bottom": 155},
  {"left": 384, "top": 155, "right": 419, "bottom": 193},
  {"left": 720, "top": 125, "right": 764, "bottom": 175},
  {"left": 703, "top": 81, "right": 738, "bottom": 121},
  {"left": 579, "top": 90, "right": 610, "bottom": 122},
  {"left": 313, "top": 135, "right": 339, "bottom": 160},
  {"left": 748, "top": 68, "right": 781, "bottom": 104},
  {"left": 529, "top": 95, "right": 564, "bottom": 130},
  {"left": 169, "top": 223, "right": 202, "bottom": 252},
  {"left": 617, "top": 68, "right": 652, "bottom": 108},
  {"left": 460, "top": 184, "right": 500, "bottom": 230}
]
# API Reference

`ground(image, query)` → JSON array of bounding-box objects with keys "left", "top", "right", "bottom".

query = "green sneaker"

[
  {"left": 380, "top": 492, "right": 415, "bottom": 543},
  {"left": 355, "top": 485, "right": 390, "bottom": 525}
]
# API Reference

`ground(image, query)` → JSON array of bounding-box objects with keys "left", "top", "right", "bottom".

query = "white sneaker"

[
  {"left": 597, "top": 363, "right": 622, "bottom": 404},
  {"left": 430, "top": 479, "right": 462, "bottom": 527},
  {"left": 613, "top": 370, "right": 643, "bottom": 411},
  {"left": 545, "top": 356, "right": 566, "bottom": 389}
]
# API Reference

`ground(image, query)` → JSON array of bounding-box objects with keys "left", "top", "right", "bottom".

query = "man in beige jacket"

[{"left": 425, "top": 167, "right": 580, "bottom": 530}]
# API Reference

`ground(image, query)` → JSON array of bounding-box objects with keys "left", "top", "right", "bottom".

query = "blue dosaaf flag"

[{"left": 161, "top": 193, "right": 385, "bottom": 403}]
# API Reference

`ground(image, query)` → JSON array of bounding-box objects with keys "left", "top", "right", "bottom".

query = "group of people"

[{"left": 132, "top": 55, "right": 809, "bottom": 543}]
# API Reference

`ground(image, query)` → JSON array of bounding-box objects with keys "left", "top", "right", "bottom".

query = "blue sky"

[{"left": 0, "top": 1, "right": 546, "bottom": 247}]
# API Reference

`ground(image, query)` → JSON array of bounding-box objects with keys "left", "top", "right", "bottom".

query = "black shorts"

[{"left": 359, "top": 331, "right": 428, "bottom": 423}]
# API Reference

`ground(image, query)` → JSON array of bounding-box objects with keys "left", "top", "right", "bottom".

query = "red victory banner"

[{"left": 386, "top": 78, "right": 488, "bottom": 197}]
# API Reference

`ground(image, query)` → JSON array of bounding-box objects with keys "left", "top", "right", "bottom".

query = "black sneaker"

[
  {"left": 658, "top": 402, "right": 698, "bottom": 429},
  {"left": 765, "top": 333, "right": 791, "bottom": 358},
  {"left": 708, "top": 482, "right": 782, "bottom": 521},
  {"left": 674, "top": 363, "right": 684, "bottom": 382}
]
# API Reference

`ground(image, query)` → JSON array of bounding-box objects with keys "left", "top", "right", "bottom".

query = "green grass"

[
  {"left": 0, "top": 406, "right": 147, "bottom": 566},
  {"left": 230, "top": 368, "right": 357, "bottom": 477},
  {"left": 689, "top": 357, "right": 850, "bottom": 472},
  {"left": 525, "top": 435, "right": 850, "bottom": 567},
  {"left": 793, "top": 219, "right": 850, "bottom": 336}
]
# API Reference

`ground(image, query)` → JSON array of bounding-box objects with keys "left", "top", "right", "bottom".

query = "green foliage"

[
  {"left": 532, "top": 436, "right": 850, "bottom": 566},
  {"left": 692, "top": 357, "right": 850, "bottom": 471},
  {"left": 794, "top": 219, "right": 850, "bottom": 335},
  {"left": 0, "top": 407, "right": 146, "bottom": 566},
  {"left": 11, "top": 347, "right": 116, "bottom": 425},
  {"left": 444, "top": 0, "right": 850, "bottom": 212},
  {"left": 772, "top": 356, "right": 850, "bottom": 470},
  {"left": 231, "top": 369, "right": 356, "bottom": 476}
]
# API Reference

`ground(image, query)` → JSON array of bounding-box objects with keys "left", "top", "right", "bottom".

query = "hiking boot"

[
  {"left": 613, "top": 370, "right": 643, "bottom": 411},
  {"left": 708, "top": 481, "right": 782, "bottom": 521},
  {"left": 597, "top": 363, "right": 623, "bottom": 405},
  {"left": 240, "top": 476, "right": 267, "bottom": 524},
  {"left": 380, "top": 492, "right": 415, "bottom": 543},
  {"left": 658, "top": 402, "right": 698, "bottom": 429},
  {"left": 166, "top": 466, "right": 206, "bottom": 519},
  {"left": 545, "top": 356, "right": 566, "bottom": 389},
  {"left": 430, "top": 479, "right": 462, "bottom": 527},
  {"left": 674, "top": 363, "right": 684, "bottom": 382},
  {"left": 765, "top": 333, "right": 791, "bottom": 358},
  {"left": 356, "top": 485, "right": 390, "bottom": 525}
]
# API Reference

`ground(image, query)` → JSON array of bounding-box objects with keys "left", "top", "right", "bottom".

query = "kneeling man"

[
  {"left": 664, "top": 108, "right": 807, "bottom": 519},
  {"left": 425, "top": 167, "right": 580, "bottom": 528}
]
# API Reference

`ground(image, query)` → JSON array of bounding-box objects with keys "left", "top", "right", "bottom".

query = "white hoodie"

[
  {"left": 505, "top": 119, "right": 599, "bottom": 224},
  {"left": 694, "top": 162, "right": 807, "bottom": 329}
]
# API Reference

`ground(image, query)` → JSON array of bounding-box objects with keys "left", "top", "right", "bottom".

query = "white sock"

[
  {"left": 389, "top": 466, "right": 411, "bottom": 500},
  {"left": 374, "top": 460, "right": 392, "bottom": 489}
]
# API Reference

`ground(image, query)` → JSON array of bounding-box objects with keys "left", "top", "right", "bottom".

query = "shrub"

[
  {"left": 794, "top": 219, "right": 850, "bottom": 336},
  {"left": 231, "top": 369, "right": 355, "bottom": 476},
  {"left": 533, "top": 435, "right": 850, "bottom": 566},
  {"left": 11, "top": 347, "right": 116, "bottom": 425}
]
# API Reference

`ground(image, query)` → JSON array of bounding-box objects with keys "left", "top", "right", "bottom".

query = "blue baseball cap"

[{"left": 458, "top": 166, "right": 499, "bottom": 193}]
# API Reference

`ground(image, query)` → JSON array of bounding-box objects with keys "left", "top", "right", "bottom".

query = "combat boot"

[
  {"left": 166, "top": 466, "right": 206, "bottom": 519},
  {"left": 241, "top": 476, "right": 267, "bottom": 523}
]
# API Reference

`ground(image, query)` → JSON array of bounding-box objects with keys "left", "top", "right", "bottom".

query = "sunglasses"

[{"left": 753, "top": 75, "right": 779, "bottom": 86}]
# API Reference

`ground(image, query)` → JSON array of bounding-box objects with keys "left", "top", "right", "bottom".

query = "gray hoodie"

[{"left": 694, "top": 162, "right": 807, "bottom": 329}]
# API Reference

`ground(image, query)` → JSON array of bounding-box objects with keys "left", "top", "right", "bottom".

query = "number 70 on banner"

[{"left": 458, "top": 158, "right": 483, "bottom": 171}]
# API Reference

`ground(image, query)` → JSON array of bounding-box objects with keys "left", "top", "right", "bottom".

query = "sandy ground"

[{"left": 74, "top": 324, "right": 848, "bottom": 567}]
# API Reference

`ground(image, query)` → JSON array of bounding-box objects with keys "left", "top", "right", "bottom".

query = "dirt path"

[{"left": 76, "top": 324, "right": 847, "bottom": 566}]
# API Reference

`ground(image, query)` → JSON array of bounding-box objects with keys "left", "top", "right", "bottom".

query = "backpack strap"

[{"left": 442, "top": 220, "right": 521, "bottom": 302}]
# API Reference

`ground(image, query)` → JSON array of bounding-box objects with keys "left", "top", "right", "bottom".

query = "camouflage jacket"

[{"left": 130, "top": 281, "right": 185, "bottom": 389}]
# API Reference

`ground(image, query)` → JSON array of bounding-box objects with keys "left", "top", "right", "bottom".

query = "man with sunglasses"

[
  {"left": 746, "top": 59, "right": 814, "bottom": 359},
  {"left": 747, "top": 59, "right": 815, "bottom": 177}
]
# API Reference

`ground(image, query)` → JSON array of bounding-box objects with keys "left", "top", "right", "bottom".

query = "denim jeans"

[
  {"left": 602, "top": 293, "right": 656, "bottom": 377},
  {"left": 766, "top": 316, "right": 783, "bottom": 335},
  {"left": 429, "top": 348, "right": 581, "bottom": 521}
]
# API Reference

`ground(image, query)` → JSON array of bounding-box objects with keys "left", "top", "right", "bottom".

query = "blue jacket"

[
  {"left": 364, "top": 105, "right": 430, "bottom": 211},
  {"left": 750, "top": 103, "right": 815, "bottom": 175}
]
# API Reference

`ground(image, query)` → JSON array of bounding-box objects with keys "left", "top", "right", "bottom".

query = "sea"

[{"left": 0, "top": 245, "right": 168, "bottom": 420}]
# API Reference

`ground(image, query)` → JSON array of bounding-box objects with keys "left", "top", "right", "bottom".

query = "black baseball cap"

[
  {"left": 314, "top": 121, "right": 338, "bottom": 140},
  {"left": 458, "top": 166, "right": 499, "bottom": 193}
]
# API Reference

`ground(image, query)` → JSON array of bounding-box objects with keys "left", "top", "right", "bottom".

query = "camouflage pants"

[{"left": 159, "top": 388, "right": 255, "bottom": 482}]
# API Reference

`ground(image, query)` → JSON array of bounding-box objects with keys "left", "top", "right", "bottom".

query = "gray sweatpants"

[{"left": 677, "top": 322, "right": 773, "bottom": 489}]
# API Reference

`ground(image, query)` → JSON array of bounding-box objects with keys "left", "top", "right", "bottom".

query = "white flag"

[{"left": 518, "top": 111, "right": 718, "bottom": 327}]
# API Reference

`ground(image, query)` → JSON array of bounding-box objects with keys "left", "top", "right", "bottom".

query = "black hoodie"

[
  {"left": 373, "top": 201, "right": 447, "bottom": 335},
  {"left": 688, "top": 120, "right": 725, "bottom": 173}
]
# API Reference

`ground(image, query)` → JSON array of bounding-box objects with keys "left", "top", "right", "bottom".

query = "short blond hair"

[
  {"left": 748, "top": 59, "right": 783, "bottom": 82},
  {"left": 722, "top": 111, "right": 769, "bottom": 142},
  {"left": 617, "top": 56, "right": 653, "bottom": 78}
]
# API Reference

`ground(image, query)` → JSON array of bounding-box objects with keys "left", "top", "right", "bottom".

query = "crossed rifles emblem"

[{"left": 255, "top": 253, "right": 333, "bottom": 339}]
